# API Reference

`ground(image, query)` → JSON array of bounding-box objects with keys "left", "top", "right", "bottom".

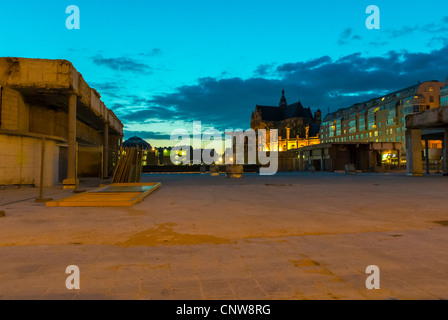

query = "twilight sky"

[{"left": 1, "top": 0, "right": 448, "bottom": 146}]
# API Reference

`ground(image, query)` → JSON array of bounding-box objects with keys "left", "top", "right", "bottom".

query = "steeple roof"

[
  {"left": 279, "top": 89, "right": 287, "bottom": 107},
  {"left": 122, "top": 136, "right": 152, "bottom": 150}
]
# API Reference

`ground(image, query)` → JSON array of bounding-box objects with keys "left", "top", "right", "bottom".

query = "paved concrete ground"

[{"left": 1, "top": 172, "right": 448, "bottom": 300}]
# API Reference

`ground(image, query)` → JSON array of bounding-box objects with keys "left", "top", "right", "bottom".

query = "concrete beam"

[
  {"left": 406, "top": 105, "right": 448, "bottom": 129},
  {"left": 0, "top": 58, "right": 123, "bottom": 136}
]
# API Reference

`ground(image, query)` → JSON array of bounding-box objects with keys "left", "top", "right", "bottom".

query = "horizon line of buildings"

[
  {"left": 2, "top": 56, "right": 448, "bottom": 188},
  {"left": 130, "top": 79, "right": 448, "bottom": 171}
]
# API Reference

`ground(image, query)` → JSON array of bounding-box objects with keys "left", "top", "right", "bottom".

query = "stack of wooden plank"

[{"left": 112, "top": 147, "right": 144, "bottom": 183}]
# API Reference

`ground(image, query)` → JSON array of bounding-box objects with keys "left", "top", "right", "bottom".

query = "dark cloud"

[
  {"left": 275, "top": 47, "right": 448, "bottom": 107},
  {"left": 118, "top": 77, "right": 284, "bottom": 131},
  {"left": 92, "top": 55, "right": 152, "bottom": 73},
  {"left": 337, "top": 28, "right": 362, "bottom": 45},
  {"left": 121, "top": 104, "right": 181, "bottom": 122},
  {"left": 115, "top": 45, "right": 448, "bottom": 135},
  {"left": 389, "top": 16, "right": 448, "bottom": 38},
  {"left": 428, "top": 36, "right": 448, "bottom": 48},
  {"left": 390, "top": 26, "right": 418, "bottom": 38},
  {"left": 277, "top": 56, "right": 332, "bottom": 73},
  {"left": 138, "top": 48, "right": 162, "bottom": 57},
  {"left": 254, "top": 64, "right": 275, "bottom": 76},
  {"left": 368, "top": 40, "right": 388, "bottom": 47},
  {"left": 123, "top": 130, "right": 172, "bottom": 141},
  {"left": 89, "top": 82, "right": 123, "bottom": 99}
]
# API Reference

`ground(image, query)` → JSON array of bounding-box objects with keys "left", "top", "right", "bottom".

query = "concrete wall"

[
  {"left": 278, "top": 151, "right": 298, "bottom": 171},
  {"left": 0, "top": 58, "right": 125, "bottom": 185},
  {"left": 0, "top": 134, "right": 59, "bottom": 186},
  {"left": 78, "top": 146, "right": 102, "bottom": 177},
  {"left": 1, "top": 86, "right": 29, "bottom": 131},
  {"left": 1, "top": 87, "right": 106, "bottom": 147},
  {"left": 29, "top": 102, "right": 103, "bottom": 146},
  {"left": 1, "top": 86, "right": 121, "bottom": 184}
]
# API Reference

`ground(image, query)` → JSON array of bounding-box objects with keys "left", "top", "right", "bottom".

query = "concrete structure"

[
  {"left": 0, "top": 58, "right": 123, "bottom": 187},
  {"left": 282, "top": 142, "right": 403, "bottom": 172},
  {"left": 251, "top": 90, "right": 321, "bottom": 151},
  {"left": 320, "top": 81, "right": 445, "bottom": 166},
  {"left": 405, "top": 105, "right": 448, "bottom": 176}
]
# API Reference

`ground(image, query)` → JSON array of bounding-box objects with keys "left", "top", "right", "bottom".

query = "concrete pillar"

[
  {"left": 368, "top": 149, "right": 374, "bottom": 171},
  {"left": 292, "top": 154, "right": 297, "bottom": 171},
  {"left": 103, "top": 122, "right": 109, "bottom": 179},
  {"left": 320, "top": 154, "right": 324, "bottom": 171},
  {"left": 308, "top": 151, "right": 312, "bottom": 170},
  {"left": 298, "top": 152, "right": 303, "bottom": 171},
  {"left": 425, "top": 139, "right": 430, "bottom": 175},
  {"left": 405, "top": 129, "right": 422, "bottom": 176},
  {"left": 443, "top": 129, "right": 448, "bottom": 176},
  {"left": 64, "top": 93, "right": 77, "bottom": 187}
]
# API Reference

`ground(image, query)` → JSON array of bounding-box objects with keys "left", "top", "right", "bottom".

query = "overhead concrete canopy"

[
  {"left": 406, "top": 105, "right": 448, "bottom": 129},
  {"left": 406, "top": 105, "right": 448, "bottom": 140},
  {"left": 0, "top": 57, "right": 123, "bottom": 135}
]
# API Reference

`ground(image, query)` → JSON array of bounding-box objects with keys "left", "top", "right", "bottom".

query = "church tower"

[{"left": 279, "top": 89, "right": 287, "bottom": 108}]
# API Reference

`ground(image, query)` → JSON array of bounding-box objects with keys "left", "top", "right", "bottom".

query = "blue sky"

[{"left": 1, "top": 0, "right": 448, "bottom": 146}]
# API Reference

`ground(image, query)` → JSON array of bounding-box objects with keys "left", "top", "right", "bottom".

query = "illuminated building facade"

[
  {"left": 440, "top": 82, "right": 448, "bottom": 107},
  {"left": 250, "top": 90, "right": 321, "bottom": 151},
  {"left": 320, "top": 81, "right": 446, "bottom": 166}
]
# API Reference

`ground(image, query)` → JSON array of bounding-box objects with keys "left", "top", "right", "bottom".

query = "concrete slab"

[
  {"left": 1, "top": 172, "right": 448, "bottom": 299},
  {"left": 46, "top": 182, "right": 161, "bottom": 207}
]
